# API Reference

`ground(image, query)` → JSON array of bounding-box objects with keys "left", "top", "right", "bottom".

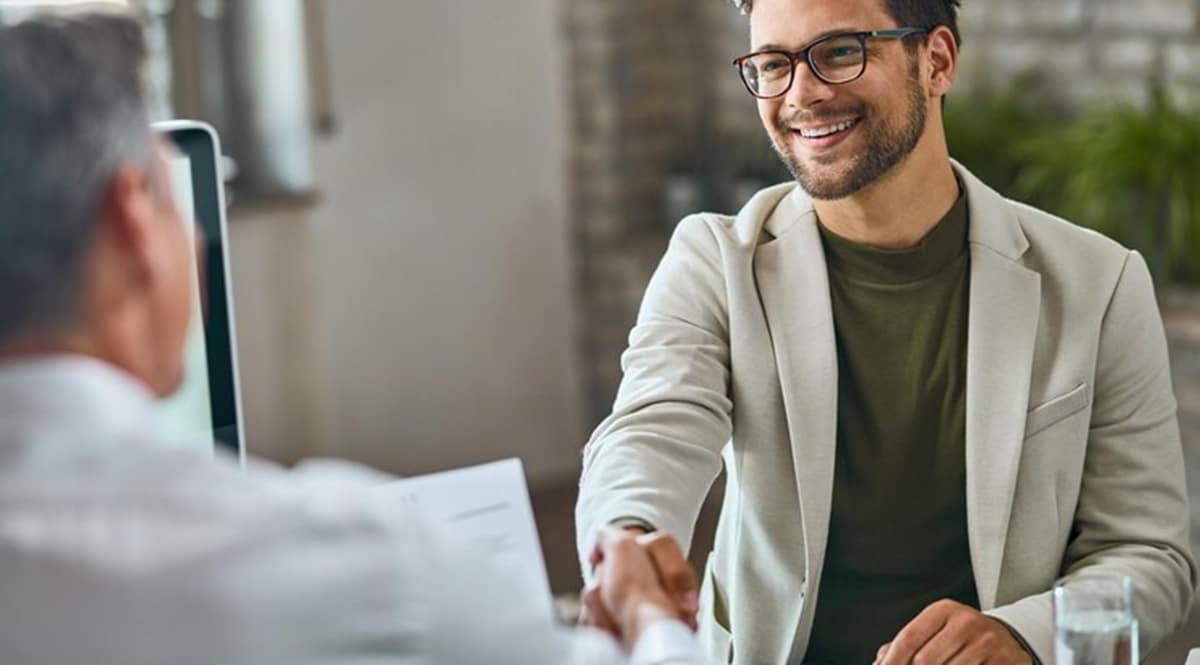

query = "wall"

[
  {"left": 229, "top": 0, "right": 584, "bottom": 488},
  {"left": 956, "top": 0, "right": 1200, "bottom": 104},
  {"left": 566, "top": 0, "right": 778, "bottom": 422}
]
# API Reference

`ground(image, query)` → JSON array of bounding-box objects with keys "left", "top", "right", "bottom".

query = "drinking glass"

[{"left": 1054, "top": 575, "right": 1138, "bottom": 665}]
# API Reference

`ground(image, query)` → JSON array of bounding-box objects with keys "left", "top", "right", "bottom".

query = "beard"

[{"left": 769, "top": 57, "right": 928, "bottom": 200}]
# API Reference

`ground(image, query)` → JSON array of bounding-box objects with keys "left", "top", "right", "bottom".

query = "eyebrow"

[{"left": 752, "top": 26, "right": 863, "bottom": 54}]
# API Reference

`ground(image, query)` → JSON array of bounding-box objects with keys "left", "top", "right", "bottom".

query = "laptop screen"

[{"left": 157, "top": 121, "right": 245, "bottom": 460}]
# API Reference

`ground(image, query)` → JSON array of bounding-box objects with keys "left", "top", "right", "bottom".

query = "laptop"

[{"left": 156, "top": 120, "right": 246, "bottom": 464}]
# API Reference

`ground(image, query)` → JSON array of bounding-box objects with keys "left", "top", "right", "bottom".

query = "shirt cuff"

[
  {"left": 629, "top": 619, "right": 705, "bottom": 665},
  {"left": 609, "top": 516, "right": 657, "bottom": 532}
]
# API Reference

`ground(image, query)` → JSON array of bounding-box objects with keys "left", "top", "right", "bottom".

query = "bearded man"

[{"left": 575, "top": 1, "right": 1197, "bottom": 663}]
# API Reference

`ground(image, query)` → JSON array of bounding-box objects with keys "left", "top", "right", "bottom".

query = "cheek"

[
  {"left": 178, "top": 244, "right": 197, "bottom": 324},
  {"left": 165, "top": 224, "right": 195, "bottom": 332},
  {"left": 757, "top": 100, "right": 780, "bottom": 130}
]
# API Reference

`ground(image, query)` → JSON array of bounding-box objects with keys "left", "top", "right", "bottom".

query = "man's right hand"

[{"left": 579, "top": 527, "right": 699, "bottom": 650}]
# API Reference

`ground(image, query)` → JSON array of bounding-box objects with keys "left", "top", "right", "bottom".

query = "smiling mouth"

[{"left": 795, "top": 117, "right": 861, "bottom": 139}]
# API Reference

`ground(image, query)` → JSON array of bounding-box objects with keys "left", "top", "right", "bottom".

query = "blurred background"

[{"left": 3, "top": 0, "right": 1198, "bottom": 659}]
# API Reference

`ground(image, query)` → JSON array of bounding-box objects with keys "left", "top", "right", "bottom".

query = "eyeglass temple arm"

[{"left": 867, "top": 28, "right": 929, "bottom": 38}]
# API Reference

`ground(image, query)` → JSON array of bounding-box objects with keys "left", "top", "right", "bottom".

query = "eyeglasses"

[{"left": 733, "top": 28, "right": 928, "bottom": 99}]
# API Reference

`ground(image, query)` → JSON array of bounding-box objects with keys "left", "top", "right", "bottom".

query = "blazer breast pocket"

[{"left": 1025, "top": 382, "right": 1090, "bottom": 439}]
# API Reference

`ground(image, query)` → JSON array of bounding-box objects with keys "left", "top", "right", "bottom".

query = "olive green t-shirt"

[{"left": 805, "top": 191, "right": 979, "bottom": 665}]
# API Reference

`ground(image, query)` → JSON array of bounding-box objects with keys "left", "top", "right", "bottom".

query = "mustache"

[{"left": 776, "top": 103, "right": 868, "bottom": 128}]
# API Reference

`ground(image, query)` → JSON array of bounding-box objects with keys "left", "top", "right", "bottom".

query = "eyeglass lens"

[{"left": 740, "top": 35, "right": 867, "bottom": 97}]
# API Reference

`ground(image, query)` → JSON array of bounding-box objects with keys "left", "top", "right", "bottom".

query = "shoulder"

[
  {"left": 670, "top": 181, "right": 806, "bottom": 257},
  {"left": 1007, "top": 198, "right": 1131, "bottom": 266},
  {"left": 22, "top": 438, "right": 416, "bottom": 552},
  {"left": 1001, "top": 197, "right": 1138, "bottom": 302},
  {"left": 957, "top": 161, "right": 1132, "bottom": 279}
]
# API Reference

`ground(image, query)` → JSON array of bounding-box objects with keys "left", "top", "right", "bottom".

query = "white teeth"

[{"left": 800, "top": 118, "right": 857, "bottom": 138}]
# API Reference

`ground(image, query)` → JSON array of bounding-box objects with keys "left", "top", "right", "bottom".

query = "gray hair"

[{"left": 0, "top": 10, "right": 153, "bottom": 343}]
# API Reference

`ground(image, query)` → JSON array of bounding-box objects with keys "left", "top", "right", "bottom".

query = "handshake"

[{"left": 578, "top": 527, "right": 700, "bottom": 650}]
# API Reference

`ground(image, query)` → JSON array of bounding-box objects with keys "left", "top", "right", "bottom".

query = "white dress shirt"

[{"left": 0, "top": 356, "right": 708, "bottom": 665}]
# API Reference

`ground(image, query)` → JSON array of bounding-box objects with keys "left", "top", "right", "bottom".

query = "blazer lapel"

[
  {"left": 747, "top": 166, "right": 1040, "bottom": 622},
  {"left": 753, "top": 187, "right": 839, "bottom": 600},
  {"left": 957, "top": 164, "right": 1042, "bottom": 609}
]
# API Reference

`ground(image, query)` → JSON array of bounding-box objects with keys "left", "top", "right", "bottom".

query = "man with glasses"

[{"left": 577, "top": 1, "right": 1196, "bottom": 664}]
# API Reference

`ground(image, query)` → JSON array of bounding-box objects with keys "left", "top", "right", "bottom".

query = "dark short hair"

[
  {"left": 732, "top": 0, "right": 963, "bottom": 47},
  {"left": 0, "top": 10, "right": 152, "bottom": 342}
]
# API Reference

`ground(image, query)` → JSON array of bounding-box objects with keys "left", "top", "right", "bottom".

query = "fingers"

[
  {"left": 944, "top": 642, "right": 989, "bottom": 665},
  {"left": 579, "top": 582, "right": 621, "bottom": 637},
  {"left": 636, "top": 532, "right": 700, "bottom": 620},
  {"left": 590, "top": 528, "right": 678, "bottom": 650},
  {"left": 591, "top": 525, "right": 632, "bottom": 563},
  {"left": 589, "top": 526, "right": 700, "bottom": 634},
  {"left": 880, "top": 600, "right": 959, "bottom": 665},
  {"left": 873, "top": 641, "right": 891, "bottom": 665},
  {"left": 951, "top": 619, "right": 1030, "bottom": 665},
  {"left": 588, "top": 525, "right": 622, "bottom": 570},
  {"left": 588, "top": 540, "right": 602, "bottom": 570},
  {"left": 880, "top": 601, "right": 1031, "bottom": 665},
  {"left": 910, "top": 618, "right": 970, "bottom": 665}
]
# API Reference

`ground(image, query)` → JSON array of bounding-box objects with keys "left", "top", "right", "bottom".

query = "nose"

[{"left": 784, "top": 56, "right": 835, "bottom": 110}]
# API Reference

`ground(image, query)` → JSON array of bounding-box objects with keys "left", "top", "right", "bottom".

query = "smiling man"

[{"left": 575, "top": 1, "right": 1197, "bottom": 664}]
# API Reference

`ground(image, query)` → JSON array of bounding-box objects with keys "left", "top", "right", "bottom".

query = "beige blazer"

[{"left": 576, "top": 163, "right": 1197, "bottom": 664}]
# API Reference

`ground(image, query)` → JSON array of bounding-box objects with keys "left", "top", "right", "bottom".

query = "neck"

[
  {"left": 0, "top": 325, "right": 154, "bottom": 395},
  {"left": 812, "top": 143, "right": 959, "bottom": 250},
  {"left": 0, "top": 333, "right": 96, "bottom": 363}
]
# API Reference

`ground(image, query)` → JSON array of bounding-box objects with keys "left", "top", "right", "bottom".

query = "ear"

[
  {"left": 96, "top": 163, "right": 161, "bottom": 283},
  {"left": 924, "top": 25, "right": 958, "bottom": 100}
]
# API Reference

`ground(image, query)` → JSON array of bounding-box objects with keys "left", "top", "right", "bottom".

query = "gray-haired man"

[{"left": 0, "top": 9, "right": 711, "bottom": 664}]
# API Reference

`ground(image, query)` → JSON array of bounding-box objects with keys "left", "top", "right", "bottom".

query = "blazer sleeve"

[
  {"left": 576, "top": 214, "right": 733, "bottom": 576},
  {"left": 987, "top": 250, "right": 1198, "bottom": 661}
]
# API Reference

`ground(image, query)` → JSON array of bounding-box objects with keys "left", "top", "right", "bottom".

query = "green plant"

[
  {"left": 1014, "top": 86, "right": 1200, "bottom": 284},
  {"left": 946, "top": 77, "right": 1200, "bottom": 286},
  {"left": 944, "top": 75, "right": 1068, "bottom": 196}
]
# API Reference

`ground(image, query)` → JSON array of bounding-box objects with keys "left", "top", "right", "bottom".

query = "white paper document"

[
  {"left": 380, "top": 458, "right": 555, "bottom": 622},
  {"left": 1186, "top": 648, "right": 1200, "bottom": 665}
]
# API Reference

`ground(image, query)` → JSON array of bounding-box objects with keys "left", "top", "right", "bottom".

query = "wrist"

[
  {"left": 617, "top": 591, "right": 678, "bottom": 651},
  {"left": 988, "top": 617, "right": 1038, "bottom": 665},
  {"left": 608, "top": 517, "right": 655, "bottom": 535}
]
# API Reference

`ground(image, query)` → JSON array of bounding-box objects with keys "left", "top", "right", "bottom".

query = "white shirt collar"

[{"left": 0, "top": 354, "right": 158, "bottom": 444}]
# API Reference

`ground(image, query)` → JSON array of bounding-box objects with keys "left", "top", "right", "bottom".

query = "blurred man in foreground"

[{"left": 0, "top": 9, "right": 710, "bottom": 665}]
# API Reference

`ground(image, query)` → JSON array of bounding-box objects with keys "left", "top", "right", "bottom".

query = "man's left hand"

[{"left": 874, "top": 599, "right": 1033, "bottom": 665}]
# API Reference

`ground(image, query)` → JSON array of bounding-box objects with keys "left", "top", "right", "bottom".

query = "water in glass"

[{"left": 1054, "top": 575, "right": 1138, "bottom": 665}]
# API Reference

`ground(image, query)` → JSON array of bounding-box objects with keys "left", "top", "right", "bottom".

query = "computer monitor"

[{"left": 156, "top": 120, "right": 245, "bottom": 463}]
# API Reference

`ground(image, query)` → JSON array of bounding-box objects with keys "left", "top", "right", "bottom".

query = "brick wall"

[
  {"left": 567, "top": 1, "right": 710, "bottom": 422},
  {"left": 957, "top": 0, "right": 1200, "bottom": 104}
]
